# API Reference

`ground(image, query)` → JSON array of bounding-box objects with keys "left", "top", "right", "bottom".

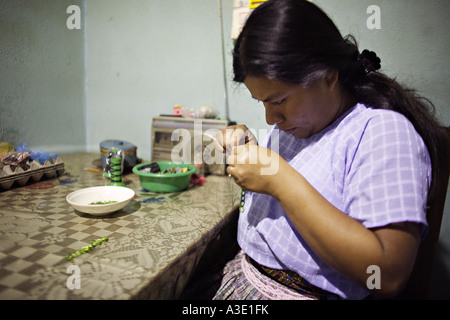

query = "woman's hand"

[
  {"left": 216, "top": 125, "right": 289, "bottom": 195},
  {"left": 215, "top": 125, "right": 258, "bottom": 155},
  {"left": 226, "top": 144, "right": 291, "bottom": 196}
]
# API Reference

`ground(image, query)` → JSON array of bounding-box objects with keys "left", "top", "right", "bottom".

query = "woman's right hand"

[{"left": 215, "top": 125, "right": 258, "bottom": 155}]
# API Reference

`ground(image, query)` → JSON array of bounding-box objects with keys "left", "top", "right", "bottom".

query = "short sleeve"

[{"left": 343, "top": 110, "right": 431, "bottom": 233}]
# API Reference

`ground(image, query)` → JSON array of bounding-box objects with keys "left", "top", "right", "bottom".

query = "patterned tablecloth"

[{"left": 0, "top": 153, "right": 240, "bottom": 299}]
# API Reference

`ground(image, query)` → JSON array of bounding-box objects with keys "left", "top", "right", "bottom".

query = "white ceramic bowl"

[{"left": 66, "top": 186, "right": 135, "bottom": 216}]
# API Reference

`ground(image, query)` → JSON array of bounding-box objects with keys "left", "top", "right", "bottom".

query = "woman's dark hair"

[{"left": 233, "top": 0, "right": 447, "bottom": 205}]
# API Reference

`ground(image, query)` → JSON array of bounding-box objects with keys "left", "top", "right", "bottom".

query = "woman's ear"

[{"left": 325, "top": 69, "right": 339, "bottom": 91}]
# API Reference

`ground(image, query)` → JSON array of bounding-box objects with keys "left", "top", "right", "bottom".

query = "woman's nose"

[{"left": 265, "top": 105, "right": 284, "bottom": 125}]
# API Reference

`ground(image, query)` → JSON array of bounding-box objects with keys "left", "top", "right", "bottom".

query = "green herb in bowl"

[{"left": 89, "top": 200, "right": 118, "bottom": 205}]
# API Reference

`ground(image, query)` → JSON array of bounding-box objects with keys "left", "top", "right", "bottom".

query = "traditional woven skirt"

[{"left": 213, "top": 250, "right": 339, "bottom": 300}]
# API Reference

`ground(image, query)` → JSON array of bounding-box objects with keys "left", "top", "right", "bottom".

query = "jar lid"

[{"left": 100, "top": 140, "right": 136, "bottom": 151}]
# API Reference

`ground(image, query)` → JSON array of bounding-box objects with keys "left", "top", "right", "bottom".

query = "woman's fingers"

[{"left": 215, "top": 125, "right": 257, "bottom": 154}]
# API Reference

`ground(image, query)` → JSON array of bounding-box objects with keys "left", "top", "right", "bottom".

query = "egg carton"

[{"left": 0, "top": 157, "right": 65, "bottom": 190}]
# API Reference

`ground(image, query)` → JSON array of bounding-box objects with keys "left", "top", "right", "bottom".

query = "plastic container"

[{"left": 132, "top": 161, "right": 197, "bottom": 193}]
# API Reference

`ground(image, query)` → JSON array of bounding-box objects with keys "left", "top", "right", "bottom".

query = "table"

[{"left": 0, "top": 154, "right": 240, "bottom": 299}]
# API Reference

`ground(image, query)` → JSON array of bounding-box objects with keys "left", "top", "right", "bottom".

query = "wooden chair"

[{"left": 395, "top": 126, "right": 450, "bottom": 299}]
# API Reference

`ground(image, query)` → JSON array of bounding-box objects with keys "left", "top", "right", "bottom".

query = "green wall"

[{"left": 0, "top": 0, "right": 86, "bottom": 153}]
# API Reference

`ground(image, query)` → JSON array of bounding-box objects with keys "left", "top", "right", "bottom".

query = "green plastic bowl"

[{"left": 132, "top": 161, "right": 197, "bottom": 193}]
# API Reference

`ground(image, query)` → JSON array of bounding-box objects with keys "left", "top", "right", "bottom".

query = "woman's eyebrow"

[{"left": 251, "top": 94, "right": 280, "bottom": 103}]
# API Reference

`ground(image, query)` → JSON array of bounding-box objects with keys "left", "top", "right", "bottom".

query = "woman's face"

[{"left": 244, "top": 74, "right": 350, "bottom": 139}]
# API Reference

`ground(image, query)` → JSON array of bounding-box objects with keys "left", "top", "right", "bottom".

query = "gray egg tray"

[{"left": 0, "top": 157, "right": 65, "bottom": 189}]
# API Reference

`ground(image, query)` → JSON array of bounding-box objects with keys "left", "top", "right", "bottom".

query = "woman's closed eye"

[
  {"left": 270, "top": 99, "right": 286, "bottom": 106},
  {"left": 252, "top": 94, "right": 287, "bottom": 106}
]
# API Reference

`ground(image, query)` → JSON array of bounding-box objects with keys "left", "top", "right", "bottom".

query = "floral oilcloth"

[{"left": 0, "top": 154, "right": 240, "bottom": 299}]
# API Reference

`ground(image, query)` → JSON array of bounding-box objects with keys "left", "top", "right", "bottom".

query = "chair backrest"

[{"left": 396, "top": 126, "right": 450, "bottom": 299}]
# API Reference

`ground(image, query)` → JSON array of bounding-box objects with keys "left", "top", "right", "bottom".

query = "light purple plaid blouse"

[{"left": 237, "top": 103, "right": 431, "bottom": 299}]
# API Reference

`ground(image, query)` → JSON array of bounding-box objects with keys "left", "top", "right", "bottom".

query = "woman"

[{"left": 213, "top": 0, "right": 446, "bottom": 300}]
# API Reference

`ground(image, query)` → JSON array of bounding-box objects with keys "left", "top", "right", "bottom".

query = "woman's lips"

[{"left": 282, "top": 128, "right": 296, "bottom": 134}]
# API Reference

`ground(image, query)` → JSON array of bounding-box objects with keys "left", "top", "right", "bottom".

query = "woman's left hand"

[{"left": 226, "top": 144, "right": 289, "bottom": 195}]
